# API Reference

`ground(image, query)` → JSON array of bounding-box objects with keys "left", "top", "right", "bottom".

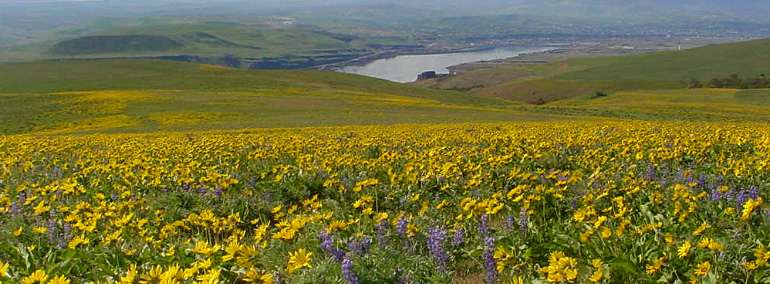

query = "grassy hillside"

[
  {"left": 1, "top": 24, "right": 371, "bottom": 67},
  {"left": 425, "top": 39, "right": 770, "bottom": 104},
  {"left": 0, "top": 59, "right": 565, "bottom": 135},
  {"left": 51, "top": 35, "right": 184, "bottom": 56},
  {"left": 533, "top": 88, "right": 770, "bottom": 121}
]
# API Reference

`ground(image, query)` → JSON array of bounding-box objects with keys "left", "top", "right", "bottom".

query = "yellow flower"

[
  {"left": 406, "top": 223, "right": 419, "bottom": 237},
  {"left": 13, "top": 227, "right": 23, "bottom": 237},
  {"left": 588, "top": 269, "right": 603, "bottom": 282},
  {"left": 328, "top": 220, "right": 348, "bottom": 231},
  {"left": 287, "top": 249, "right": 312, "bottom": 274},
  {"left": 600, "top": 227, "right": 612, "bottom": 239},
  {"left": 692, "top": 222, "right": 708, "bottom": 235},
  {"left": 243, "top": 268, "right": 274, "bottom": 284},
  {"left": 0, "top": 261, "right": 8, "bottom": 276},
  {"left": 189, "top": 241, "right": 221, "bottom": 256},
  {"left": 678, "top": 241, "right": 691, "bottom": 258},
  {"left": 694, "top": 261, "right": 711, "bottom": 276},
  {"left": 32, "top": 227, "right": 47, "bottom": 234},
  {"left": 49, "top": 275, "right": 71, "bottom": 284},
  {"left": 120, "top": 265, "right": 138, "bottom": 284},
  {"left": 741, "top": 197, "right": 764, "bottom": 221},
  {"left": 68, "top": 235, "right": 90, "bottom": 249},
  {"left": 21, "top": 270, "right": 47, "bottom": 284}
]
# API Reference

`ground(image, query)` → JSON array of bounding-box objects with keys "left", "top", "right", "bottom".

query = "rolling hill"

[
  {"left": 423, "top": 39, "right": 770, "bottom": 104},
  {"left": 1, "top": 24, "right": 373, "bottom": 69},
  {"left": 0, "top": 59, "right": 565, "bottom": 135}
]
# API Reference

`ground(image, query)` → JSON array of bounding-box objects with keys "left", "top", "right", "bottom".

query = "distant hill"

[
  {"left": 424, "top": 39, "right": 770, "bottom": 104},
  {"left": 0, "top": 59, "right": 559, "bottom": 135},
  {"left": 51, "top": 35, "right": 183, "bottom": 56},
  {"left": 2, "top": 24, "right": 371, "bottom": 69}
]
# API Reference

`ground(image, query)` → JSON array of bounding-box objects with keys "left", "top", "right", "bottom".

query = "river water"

[{"left": 336, "top": 46, "right": 554, "bottom": 83}]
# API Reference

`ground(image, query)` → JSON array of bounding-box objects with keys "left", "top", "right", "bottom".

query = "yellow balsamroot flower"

[
  {"left": 678, "top": 241, "right": 692, "bottom": 258},
  {"left": 139, "top": 265, "right": 164, "bottom": 284},
  {"left": 33, "top": 201, "right": 50, "bottom": 215},
  {"left": 21, "top": 270, "right": 47, "bottom": 284},
  {"left": 539, "top": 251, "right": 578, "bottom": 282},
  {"left": 0, "top": 261, "right": 9, "bottom": 276},
  {"left": 120, "top": 265, "right": 139, "bottom": 284},
  {"left": 13, "top": 227, "right": 23, "bottom": 237},
  {"left": 743, "top": 261, "right": 758, "bottom": 272},
  {"left": 494, "top": 247, "right": 518, "bottom": 273},
  {"left": 68, "top": 235, "right": 90, "bottom": 249},
  {"left": 588, "top": 259, "right": 605, "bottom": 282},
  {"left": 600, "top": 227, "right": 612, "bottom": 239},
  {"left": 272, "top": 228, "right": 297, "bottom": 243},
  {"left": 664, "top": 233, "right": 676, "bottom": 247},
  {"left": 243, "top": 268, "right": 274, "bottom": 284},
  {"left": 741, "top": 197, "right": 764, "bottom": 221},
  {"left": 32, "top": 227, "right": 47, "bottom": 234},
  {"left": 189, "top": 241, "right": 221, "bottom": 256},
  {"left": 645, "top": 255, "right": 666, "bottom": 275},
  {"left": 406, "top": 223, "right": 419, "bottom": 237},
  {"left": 48, "top": 275, "right": 71, "bottom": 284},
  {"left": 692, "top": 222, "right": 708, "bottom": 235},
  {"left": 196, "top": 269, "right": 221, "bottom": 283},
  {"left": 286, "top": 249, "right": 312, "bottom": 274},
  {"left": 694, "top": 261, "right": 711, "bottom": 276}
]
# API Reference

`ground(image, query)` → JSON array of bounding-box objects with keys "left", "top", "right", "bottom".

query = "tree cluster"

[{"left": 686, "top": 74, "right": 770, "bottom": 89}]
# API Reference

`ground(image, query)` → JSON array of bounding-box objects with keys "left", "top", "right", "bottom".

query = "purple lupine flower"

[
  {"left": 519, "top": 208, "right": 528, "bottom": 231},
  {"left": 737, "top": 191, "right": 748, "bottom": 210},
  {"left": 504, "top": 214, "right": 515, "bottom": 232},
  {"left": 342, "top": 257, "right": 359, "bottom": 284},
  {"left": 319, "top": 230, "right": 345, "bottom": 262},
  {"left": 483, "top": 237, "right": 497, "bottom": 284},
  {"left": 479, "top": 214, "right": 490, "bottom": 238},
  {"left": 60, "top": 223, "right": 73, "bottom": 248},
  {"left": 214, "top": 186, "right": 223, "bottom": 199},
  {"left": 733, "top": 230, "right": 741, "bottom": 240},
  {"left": 18, "top": 192, "right": 26, "bottom": 205},
  {"left": 348, "top": 237, "right": 372, "bottom": 255},
  {"left": 427, "top": 226, "right": 448, "bottom": 271},
  {"left": 376, "top": 220, "right": 389, "bottom": 249},
  {"left": 644, "top": 164, "right": 655, "bottom": 181},
  {"left": 452, "top": 226, "right": 464, "bottom": 246},
  {"left": 47, "top": 219, "right": 58, "bottom": 244},
  {"left": 749, "top": 186, "right": 759, "bottom": 200},
  {"left": 710, "top": 187, "right": 722, "bottom": 202},
  {"left": 698, "top": 174, "right": 706, "bottom": 189},
  {"left": 723, "top": 189, "right": 734, "bottom": 201},
  {"left": 9, "top": 201, "right": 20, "bottom": 216},
  {"left": 396, "top": 217, "right": 408, "bottom": 238}
]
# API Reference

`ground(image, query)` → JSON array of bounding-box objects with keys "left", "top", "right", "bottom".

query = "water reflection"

[{"left": 337, "top": 46, "right": 553, "bottom": 83}]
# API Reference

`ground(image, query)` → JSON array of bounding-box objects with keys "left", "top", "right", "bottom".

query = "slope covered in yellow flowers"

[{"left": 1, "top": 121, "right": 769, "bottom": 283}]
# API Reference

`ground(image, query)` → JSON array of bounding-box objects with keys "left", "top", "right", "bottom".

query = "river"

[{"left": 336, "top": 46, "right": 554, "bottom": 83}]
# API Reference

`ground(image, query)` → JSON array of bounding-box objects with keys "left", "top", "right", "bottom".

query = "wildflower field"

[{"left": 1, "top": 120, "right": 769, "bottom": 284}]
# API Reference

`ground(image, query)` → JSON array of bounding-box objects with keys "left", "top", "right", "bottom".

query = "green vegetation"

[
  {"left": 426, "top": 39, "right": 770, "bottom": 104},
  {"left": 51, "top": 35, "right": 184, "bottom": 56},
  {"left": 2, "top": 24, "right": 372, "bottom": 68},
  {"left": 0, "top": 59, "right": 563, "bottom": 135}
]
